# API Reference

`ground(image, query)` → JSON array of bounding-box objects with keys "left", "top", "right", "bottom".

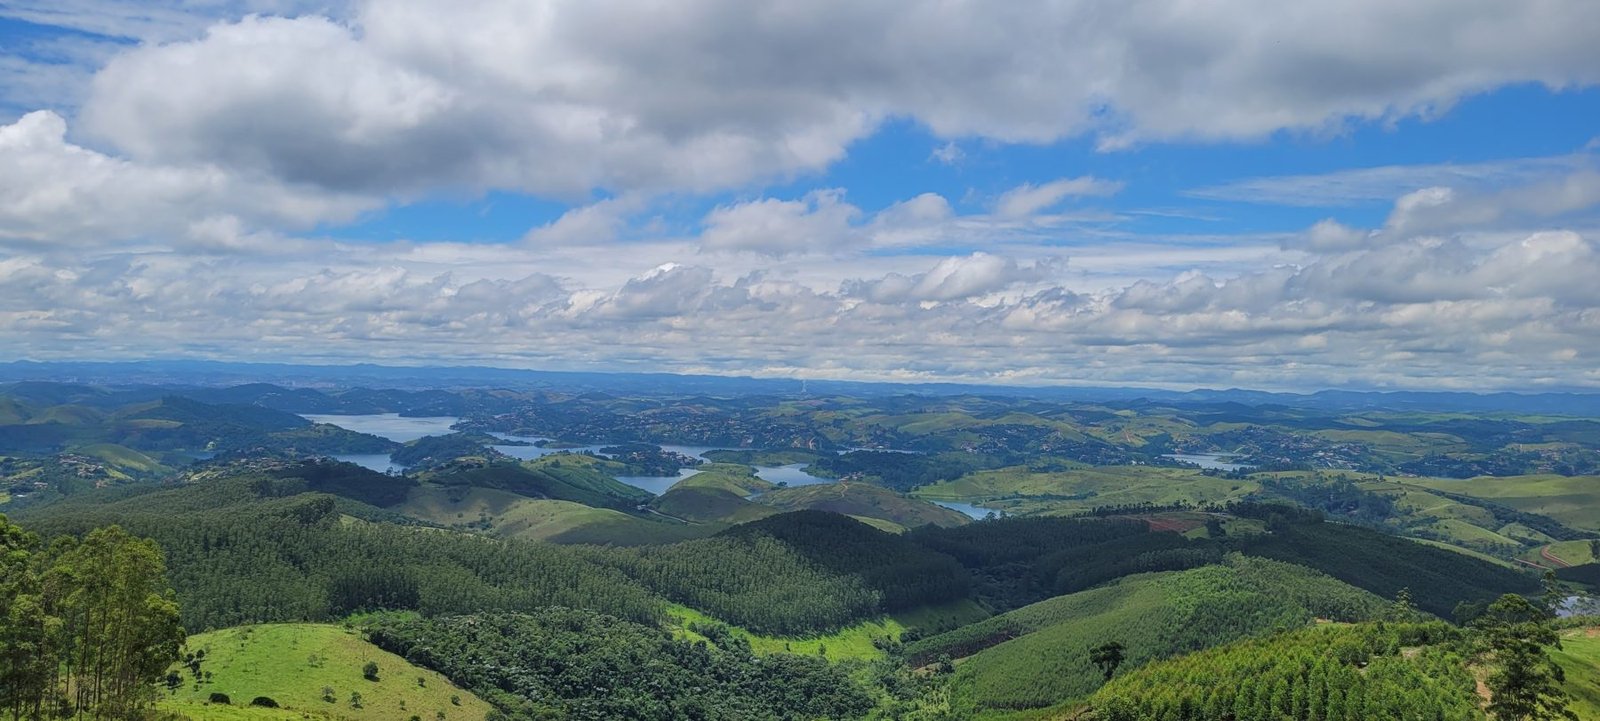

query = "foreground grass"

[
  {"left": 157, "top": 699, "right": 310, "bottom": 720},
  {"left": 1554, "top": 629, "right": 1600, "bottom": 721},
  {"left": 161, "top": 623, "right": 493, "bottom": 721}
]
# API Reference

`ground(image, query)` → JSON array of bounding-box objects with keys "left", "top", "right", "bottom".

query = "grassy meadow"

[
  {"left": 914, "top": 465, "right": 1258, "bottom": 515},
  {"left": 1412, "top": 474, "right": 1600, "bottom": 532},
  {"left": 1554, "top": 629, "right": 1600, "bottom": 721},
  {"left": 161, "top": 624, "right": 493, "bottom": 721},
  {"left": 391, "top": 485, "right": 712, "bottom": 544},
  {"left": 664, "top": 599, "right": 990, "bottom": 661}
]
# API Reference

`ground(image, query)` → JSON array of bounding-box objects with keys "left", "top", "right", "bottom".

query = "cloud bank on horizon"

[{"left": 1, "top": 0, "right": 1599, "bottom": 391}]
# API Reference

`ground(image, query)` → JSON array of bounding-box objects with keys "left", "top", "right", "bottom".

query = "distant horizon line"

[{"left": 2, "top": 357, "right": 1598, "bottom": 399}]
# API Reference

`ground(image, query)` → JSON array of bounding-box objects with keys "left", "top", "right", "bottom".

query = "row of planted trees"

[
  {"left": 1, "top": 514, "right": 184, "bottom": 720},
  {"left": 1089, "top": 587, "right": 1580, "bottom": 721}
]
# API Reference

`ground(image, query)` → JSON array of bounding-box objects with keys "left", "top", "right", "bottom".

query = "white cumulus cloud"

[
  {"left": 0, "top": 110, "right": 374, "bottom": 249},
  {"left": 49, "top": 0, "right": 1600, "bottom": 199}
]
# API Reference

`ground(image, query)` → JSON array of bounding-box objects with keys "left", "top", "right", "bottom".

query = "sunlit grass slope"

[{"left": 160, "top": 624, "right": 493, "bottom": 721}]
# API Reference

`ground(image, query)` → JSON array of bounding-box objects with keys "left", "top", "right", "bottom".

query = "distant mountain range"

[{"left": 1, "top": 359, "right": 1596, "bottom": 415}]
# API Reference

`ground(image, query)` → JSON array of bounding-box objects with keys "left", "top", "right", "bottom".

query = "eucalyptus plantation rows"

[{"left": 1, "top": 516, "right": 184, "bottom": 720}]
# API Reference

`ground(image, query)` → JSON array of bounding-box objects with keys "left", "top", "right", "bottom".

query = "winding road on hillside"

[{"left": 1541, "top": 544, "right": 1575, "bottom": 568}]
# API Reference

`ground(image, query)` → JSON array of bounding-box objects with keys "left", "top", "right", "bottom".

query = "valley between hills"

[{"left": 4, "top": 378, "right": 1599, "bottom": 719}]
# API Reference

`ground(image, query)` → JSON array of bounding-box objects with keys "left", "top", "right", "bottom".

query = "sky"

[{"left": 1, "top": 1, "right": 1598, "bottom": 391}]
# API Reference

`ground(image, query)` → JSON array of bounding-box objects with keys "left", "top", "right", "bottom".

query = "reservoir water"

[
  {"left": 486, "top": 434, "right": 608, "bottom": 460},
  {"left": 301, "top": 413, "right": 462, "bottom": 471},
  {"left": 302, "top": 413, "right": 461, "bottom": 443},
  {"left": 1163, "top": 453, "right": 1253, "bottom": 472},
  {"left": 753, "top": 463, "right": 834, "bottom": 487},
  {"left": 613, "top": 468, "right": 705, "bottom": 496},
  {"left": 302, "top": 416, "right": 889, "bottom": 496},
  {"left": 929, "top": 500, "right": 998, "bottom": 520},
  {"left": 485, "top": 434, "right": 838, "bottom": 492}
]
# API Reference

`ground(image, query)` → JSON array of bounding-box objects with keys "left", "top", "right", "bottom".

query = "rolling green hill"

[
  {"left": 120, "top": 397, "right": 308, "bottom": 431},
  {"left": 364, "top": 609, "right": 875, "bottom": 720},
  {"left": 394, "top": 486, "right": 714, "bottom": 544},
  {"left": 161, "top": 623, "right": 494, "bottom": 721},
  {"left": 29, "top": 404, "right": 105, "bottom": 426},
  {"left": 13, "top": 481, "right": 669, "bottom": 632},
  {"left": 650, "top": 486, "right": 777, "bottom": 524},
  {"left": 396, "top": 485, "right": 626, "bottom": 533},
  {"left": 72, "top": 443, "right": 169, "bottom": 474},
  {"left": 1088, "top": 622, "right": 1481, "bottom": 721},
  {"left": 0, "top": 392, "right": 395, "bottom": 460},
  {"left": 1412, "top": 474, "right": 1600, "bottom": 532},
  {"left": 906, "top": 556, "right": 1389, "bottom": 714},
  {"left": 756, "top": 481, "right": 970, "bottom": 528},
  {"left": 1234, "top": 517, "right": 1541, "bottom": 617},
  {"left": 644, "top": 463, "right": 780, "bottom": 524},
  {"left": 673, "top": 462, "right": 777, "bottom": 495},
  {"left": 10, "top": 383, "right": 1600, "bottom": 721},
  {"left": 915, "top": 465, "right": 1259, "bottom": 516},
  {"left": 1520, "top": 539, "right": 1598, "bottom": 568},
  {"left": 720, "top": 511, "right": 972, "bottom": 613},
  {"left": 0, "top": 396, "right": 31, "bottom": 424},
  {"left": 419, "top": 455, "right": 651, "bottom": 510}
]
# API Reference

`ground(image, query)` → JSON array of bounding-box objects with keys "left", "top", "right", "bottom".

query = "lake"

[
  {"left": 303, "top": 413, "right": 465, "bottom": 473},
  {"left": 486, "top": 434, "right": 608, "bottom": 460},
  {"left": 302, "top": 413, "right": 461, "bottom": 443},
  {"left": 930, "top": 500, "right": 1000, "bottom": 520},
  {"left": 302, "top": 418, "right": 859, "bottom": 495},
  {"left": 614, "top": 468, "right": 705, "bottom": 496},
  {"left": 485, "top": 432, "right": 840, "bottom": 491},
  {"left": 1163, "top": 453, "right": 1253, "bottom": 472},
  {"left": 753, "top": 463, "right": 834, "bottom": 487}
]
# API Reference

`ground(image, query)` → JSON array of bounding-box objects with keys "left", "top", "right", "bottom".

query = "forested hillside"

[
  {"left": 1, "top": 380, "right": 1593, "bottom": 720},
  {"left": 1236, "top": 515, "right": 1541, "bottom": 617},
  {"left": 366, "top": 610, "right": 875, "bottom": 720},
  {"left": 1089, "top": 622, "right": 1483, "bottom": 721},
  {"left": 908, "top": 556, "right": 1391, "bottom": 712},
  {"left": 12, "top": 479, "right": 667, "bottom": 631}
]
